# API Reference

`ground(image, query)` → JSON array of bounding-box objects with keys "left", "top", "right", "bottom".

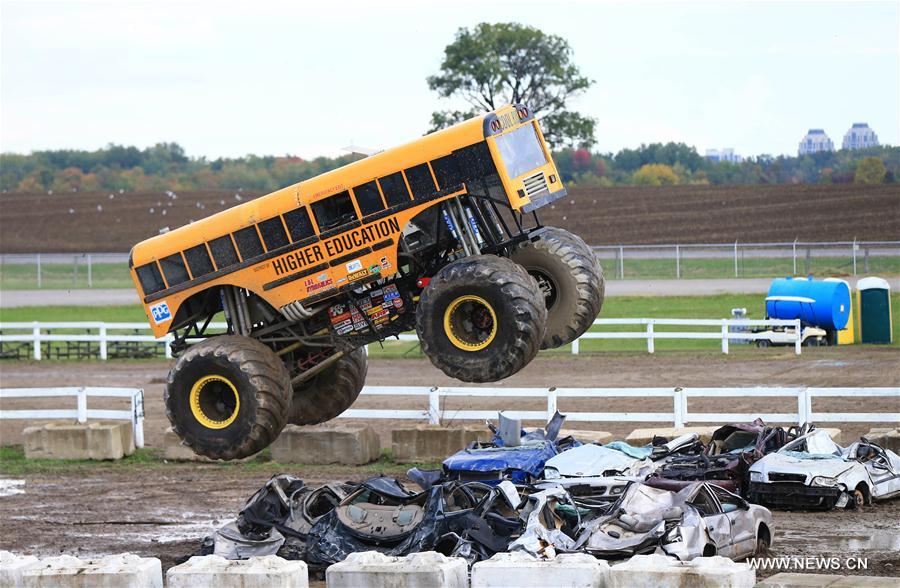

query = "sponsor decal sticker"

[
  {"left": 150, "top": 301, "right": 172, "bottom": 324},
  {"left": 346, "top": 259, "right": 363, "bottom": 273},
  {"left": 347, "top": 268, "right": 369, "bottom": 282}
]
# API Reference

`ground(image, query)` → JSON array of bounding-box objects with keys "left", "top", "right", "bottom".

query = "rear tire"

[
  {"left": 512, "top": 227, "right": 605, "bottom": 349},
  {"left": 165, "top": 335, "right": 291, "bottom": 460},
  {"left": 288, "top": 348, "right": 368, "bottom": 425},
  {"left": 416, "top": 255, "right": 546, "bottom": 382}
]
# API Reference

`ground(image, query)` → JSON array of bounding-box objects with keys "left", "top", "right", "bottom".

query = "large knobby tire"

[
  {"left": 288, "top": 348, "right": 368, "bottom": 426},
  {"left": 416, "top": 255, "right": 546, "bottom": 382},
  {"left": 165, "top": 335, "right": 291, "bottom": 460},
  {"left": 512, "top": 227, "right": 605, "bottom": 349}
]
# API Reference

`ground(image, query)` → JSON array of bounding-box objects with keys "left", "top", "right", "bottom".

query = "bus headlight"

[
  {"left": 811, "top": 476, "right": 837, "bottom": 487},
  {"left": 543, "top": 467, "right": 560, "bottom": 480},
  {"left": 750, "top": 471, "right": 763, "bottom": 483}
]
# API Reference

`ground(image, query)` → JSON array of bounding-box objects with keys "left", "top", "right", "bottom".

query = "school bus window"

[
  {"left": 405, "top": 163, "right": 438, "bottom": 200},
  {"left": 431, "top": 154, "right": 463, "bottom": 190},
  {"left": 233, "top": 226, "right": 264, "bottom": 260},
  {"left": 136, "top": 263, "right": 165, "bottom": 294},
  {"left": 495, "top": 123, "right": 546, "bottom": 179},
  {"left": 209, "top": 235, "right": 239, "bottom": 269},
  {"left": 184, "top": 244, "right": 214, "bottom": 278},
  {"left": 352, "top": 181, "right": 385, "bottom": 217},
  {"left": 455, "top": 142, "right": 498, "bottom": 181},
  {"left": 378, "top": 172, "right": 411, "bottom": 207},
  {"left": 160, "top": 253, "right": 190, "bottom": 286},
  {"left": 258, "top": 216, "right": 290, "bottom": 251},
  {"left": 283, "top": 207, "right": 314, "bottom": 242},
  {"left": 311, "top": 191, "right": 358, "bottom": 232}
]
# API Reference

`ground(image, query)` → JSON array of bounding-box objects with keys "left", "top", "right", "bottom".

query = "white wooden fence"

[
  {"left": 342, "top": 386, "right": 900, "bottom": 427},
  {"left": 0, "top": 387, "right": 145, "bottom": 447},
  {"left": 0, "top": 318, "right": 803, "bottom": 359}
]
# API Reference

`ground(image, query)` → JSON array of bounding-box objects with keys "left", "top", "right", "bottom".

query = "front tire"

[
  {"left": 165, "top": 335, "right": 291, "bottom": 460},
  {"left": 416, "top": 255, "right": 546, "bottom": 382},
  {"left": 512, "top": 227, "right": 604, "bottom": 349},
  {"left": 288, "top": 348, "right": 367, "bottom": 426}
]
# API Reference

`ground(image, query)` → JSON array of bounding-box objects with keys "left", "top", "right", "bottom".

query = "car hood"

[
  {"left": 751, "top": 453, "right": 858, "bottom": 479},
  {"left": 545, "top": 443, "right": 651, "bottom": 478}
]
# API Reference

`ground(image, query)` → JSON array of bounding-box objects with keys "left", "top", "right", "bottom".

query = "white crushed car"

[
  {"left": 575, "top": 481, "right": 773, "bottom": 561},
  {"left": 539, "top": 435, "right": 699, "bottom": 503},
  {"left": 748, "top": 429, "right": 900, "bottom": 509}
]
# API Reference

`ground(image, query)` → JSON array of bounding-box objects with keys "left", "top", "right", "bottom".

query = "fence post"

[
  {"left": 546, "top": 387, "right": 558, "bottom": 420},
  {"left": 646, "top": 322, "right": 655, "bottom": 353},
  {"left": 733, "top": 241, "right": 738, "bottom": 277},
  {"left": 164, "top": 333, "right": 173, "bottom": 359},
  {"left": 76, "top": 387, "right": 87, "bottom": 423},
  {"left": 618, "top": 246, "right": 624, "bottom": 279},
  {"left": 571, "top": 338, "right": 580, "bottom": 355},
  {"left": 675, "top": 244, "right": 680, "bottom": 278},
  {"left": 36, "top": 253, "right": 42, "bottom": 288},
  {"left": 796, "top": 388, "right": 812, "bottom": 425},
  {"left": 73, "top": 254, "right": 78, "bottom": 287},
  {"left": 805, "top": 247, "right": 811, "bottom": 275},
  {"left": 721, "top": 321, "right": 729, "bottom": 354},
  {"left": 132, "top": 390, "right": 145, "bottom": 448},
  {"left": 32, "top": 323, "right": 42, "bottom": 360},
  {"left": 794, "top": 319, "right": 802, "bottom": 355},
  {"left": 792, "top": 239, "right": 797, "bottom": 275},
  {"left": 428, "top": 386, "right": 440, "bottom": 425},
  {"left": 87, "top": 254, "right": 93, "bottom": 287},
  {"left": 673, "top": 387, "right": 685, "bottom": 427},
  {"left": 99, "top": 324, "right": 108, "bottom": 360},
  {"left": 852, "top": 239, "right": 857, "bottom": 275}
]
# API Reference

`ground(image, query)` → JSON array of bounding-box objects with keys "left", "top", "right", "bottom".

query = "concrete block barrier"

[
  {"left": 472, "top": 552, "right": 609, "bottom": 587},
  {"left": 608, "top": 554, "right": 754, "bottom": 588},
  {"left": 626, "top": 426, "right": 719, "bottom": 445},
  {"left": 270, "top": 424, "right": 380, "bottom": 465},
  {"left": 0, "top": 551, "right": 40, "bottom": 588},
  {"left": 166, "top": 555, "right": 307, "bottom": 588},
  {"left": 391, "top": 424, "right": 491, "bottom": 463},
  {"left": 23, "top": 422, "right": 134, "bottom": 460},
  {"left": 864, "top": 427, "right": 899, "bottom": 452},
  {"left": 21, "top": 553, "right": 162, "bottom": 588},
  {"left": 326, "top": 551, "right": 467, "bottom": 588},
  {"left": 558, "top": 429, "right": 613, "bottom": 445}
]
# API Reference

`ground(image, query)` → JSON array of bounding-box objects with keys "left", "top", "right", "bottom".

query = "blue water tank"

[{"left": 765, "top": 277, "right": 851, "bottom": 331}]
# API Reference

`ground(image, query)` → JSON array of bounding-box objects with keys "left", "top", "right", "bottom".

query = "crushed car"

[
  {"left": 575, "top": 481, "right": 774, "bottom": 561},
  {"left": 749, "top": 429, "right": 900, "bottom": 510},
  {"left": 442, "top": 412, "right": 578, "bottom": 484},
  {"left": 537, "top": 435, "right": 701, "bottom": 503},
  {"left": 649, "top": 420, "right": 800, "bottom": 496}
]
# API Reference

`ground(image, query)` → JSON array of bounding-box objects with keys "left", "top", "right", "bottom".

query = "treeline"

[{"left": 1, "top": 141, "right": 897, "bottom": 193}]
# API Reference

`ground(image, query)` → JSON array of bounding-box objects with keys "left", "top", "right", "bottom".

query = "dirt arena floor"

[{"left": 1, "top": 348, "right": 899, "bottom": 578}]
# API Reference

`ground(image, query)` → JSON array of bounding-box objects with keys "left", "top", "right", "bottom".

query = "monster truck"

[{"left": 129, "top": 104, "right": 604, "bottom": 459}]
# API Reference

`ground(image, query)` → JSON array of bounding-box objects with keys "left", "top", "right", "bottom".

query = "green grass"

[
  {"left": 2, "top": 293, "right": 897, "bottom": 357},
  {"left": 1, "top": 255, "right": 896, "bottom": 289},
  {"left": 0, "top": 444, "right": 440, "bottom": 476},
  {"left": 0, "top": 263, "right": 133, "bottom": 289}
]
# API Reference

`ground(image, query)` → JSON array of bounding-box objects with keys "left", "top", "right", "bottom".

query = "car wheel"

[{"left": 850, "top": 488, "right": 866, "bottom": 509}]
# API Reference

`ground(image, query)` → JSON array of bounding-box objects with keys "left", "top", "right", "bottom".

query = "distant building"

[
  {"left": 842, "top": 123, "right": 879, "bottom": 150},
  {"left": 705, "top": 148, "right": 743, "bottom": 163},
  {"left": 798, "top": 129, "right": 834, "bottom": 155}
]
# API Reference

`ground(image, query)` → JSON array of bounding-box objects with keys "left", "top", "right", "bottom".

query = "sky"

[{"left": 1, "top": 0, "right": 898, "bottom": 159}]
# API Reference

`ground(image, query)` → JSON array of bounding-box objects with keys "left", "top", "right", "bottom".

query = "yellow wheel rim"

[
  {"left": 443, "top": 295, "right": 497, "bottom": 351},
  {"left": 189, "top": 375, "right": 240, "bottom": 429}
]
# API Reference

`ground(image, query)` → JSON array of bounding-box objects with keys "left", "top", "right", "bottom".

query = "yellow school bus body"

[{"left": 131, "top": 104, "right": 564, "bottom": 337}]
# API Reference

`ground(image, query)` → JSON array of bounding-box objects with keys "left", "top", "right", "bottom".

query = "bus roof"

[{"left": 131, "top": 105, "right": 517, "bottom": 265}]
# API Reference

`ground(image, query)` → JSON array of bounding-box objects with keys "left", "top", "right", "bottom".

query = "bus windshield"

[{"left": 495, "top": 123, "right": 547, "bottom": 179}]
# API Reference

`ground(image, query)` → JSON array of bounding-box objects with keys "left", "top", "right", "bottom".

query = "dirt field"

[
  {"left": 1, "top": 184, "right": 897, "bottom": 252},
  {"left": 1, "top": 350, "right": 898, "bottom": 578}
]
